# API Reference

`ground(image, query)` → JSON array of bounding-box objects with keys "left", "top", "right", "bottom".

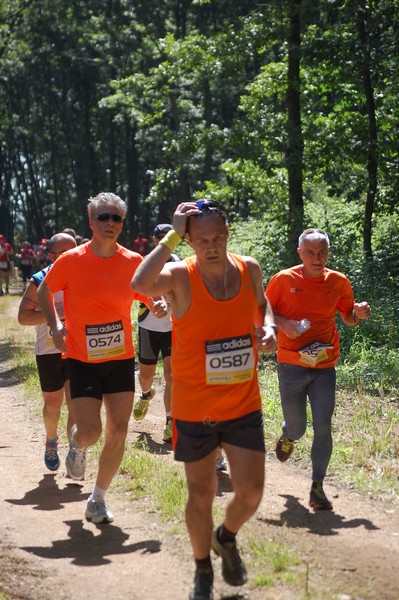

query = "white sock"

[{"left": 91, "top": 485, "right": 107, "bottom": 503}]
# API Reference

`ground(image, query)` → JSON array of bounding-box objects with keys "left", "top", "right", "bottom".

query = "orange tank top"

[{"left": 171, "top": 253, "right": 262, "bottom": 421}]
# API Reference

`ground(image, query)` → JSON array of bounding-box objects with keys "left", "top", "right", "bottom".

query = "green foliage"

[
  {"left": 227, "top": 217, "right": 289, "bottom": 279},
  {"left": 1, "top": 0, "right": 399, "bottom": 250}
]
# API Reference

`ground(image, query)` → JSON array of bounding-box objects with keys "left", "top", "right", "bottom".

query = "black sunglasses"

[{"left": 94, "top": 213, "right": 124, "bottom": 223}]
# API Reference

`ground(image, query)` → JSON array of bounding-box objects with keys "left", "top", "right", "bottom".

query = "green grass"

[
  {"left": 0, "top": 582, "right": 8, "bottom": 600},
  {"left": 246, "top": 538, "right": 304, "bottom": 593},
  {"left": 259, "top": 362, "right": 399, "bottom": 503},
  {"left": 118, "top": 438, "right": 188, "bottom": 521}
]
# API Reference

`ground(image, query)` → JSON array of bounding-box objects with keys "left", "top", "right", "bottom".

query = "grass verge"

[{"left": 259, "top": 361, "right": 399, "bottom": 503}]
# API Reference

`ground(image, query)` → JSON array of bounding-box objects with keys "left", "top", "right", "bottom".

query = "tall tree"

[
  {"left": 356, "top": 1, "right": 377, "bottom": 260},
  {"left": 286, "top": 0, "right": 304, "bottom": 255}
]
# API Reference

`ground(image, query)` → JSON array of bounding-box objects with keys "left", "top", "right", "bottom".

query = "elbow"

[{"left": 131, "top": 274, "right": 149, "bottom": 296}]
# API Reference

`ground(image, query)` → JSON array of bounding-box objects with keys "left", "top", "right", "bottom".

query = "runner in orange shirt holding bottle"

[
  {"left": 266, "top": 227, "right": 371, "bottom": 511},
  {"left": 37, "top": 192, "right": 166, "bottom": 524}
]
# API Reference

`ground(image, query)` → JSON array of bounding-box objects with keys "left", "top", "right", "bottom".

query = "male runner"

[
  {"left": 266, "top": 227, "right": 371, "bottom": 510},
  {"left": 37, "top": 192, "right": 166, "bottom": 524},
  {"left": 133, "top": 223, "right": 179, "bottom": 442},
  {"left": 18, "top": 233, "right": 76, "bottom": 471},
  {"left": 131, "top": 200, "right": 277, "bottom": 600}
]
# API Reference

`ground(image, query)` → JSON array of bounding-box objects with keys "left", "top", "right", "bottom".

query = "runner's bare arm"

[
  {"left": 18, "top": 282, "right": 47, "bottom": 326},
  {"left": 246, "top": 257, "right": 277, "bottom": 353},
  {"left": 36, "top": 279, "right": 68, "bottom": 352},
  {"left": 341, "top": 300, "right": 371, "bottom": 326}
]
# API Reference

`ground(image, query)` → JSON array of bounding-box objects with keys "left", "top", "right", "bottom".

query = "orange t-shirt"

[
  {"left": 44, "top": 242, "right": 146, "bottom": 363},
  {"left": 266, "top": 265, "right": 354, "bottom": 368},
  {"left": 171, "top": 253, "right": 262, "bottom": 421}
]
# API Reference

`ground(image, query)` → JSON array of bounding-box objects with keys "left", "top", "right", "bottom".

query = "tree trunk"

[
  {"left": 286, "top": 0, "right": 304, "bottom": 260},
  {"left": 357, "top": 5, "right": 377, "bottom": 261},
  {"left": 125, "top": 119, "right": 140, "bottom": 244}
]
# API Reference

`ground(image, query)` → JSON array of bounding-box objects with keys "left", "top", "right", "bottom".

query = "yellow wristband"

[{"left": 159, "top": 230, "right": 181, "bottom": 252}]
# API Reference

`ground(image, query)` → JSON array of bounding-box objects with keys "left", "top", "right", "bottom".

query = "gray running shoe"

[
  {"left": 85, "top": 496, "right": 114, "bottom": 524},
  {"left": 215, "top": 449, "right": 227, "bottom": 471},
  {"left": 211, "top": 528, "right": 247, "bottom": 586},
  {"left": 65, "top": 424, "right": 86, "bottom": 480}
]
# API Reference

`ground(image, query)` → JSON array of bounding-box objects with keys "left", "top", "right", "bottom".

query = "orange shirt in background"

[{"left": 266, "top": 265, "right": 354, "bottom": 368}]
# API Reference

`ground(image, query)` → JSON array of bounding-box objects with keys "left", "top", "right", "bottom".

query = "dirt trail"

[{"left": 0, "top": 295, "right": 398, "bottom": 600}]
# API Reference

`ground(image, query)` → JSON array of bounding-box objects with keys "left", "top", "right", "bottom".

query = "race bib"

[
  {"left": 205, "top": 334, "right": 255, "bottom": 385},
  {"left": 298, "top": 341, "right": 333, "bottom": 367},
  {"left": 86, "top": 320, "right": 125, "bottom": 360},
  {"left": 0, "top": 261, "right": 8, "bottom": 269}
]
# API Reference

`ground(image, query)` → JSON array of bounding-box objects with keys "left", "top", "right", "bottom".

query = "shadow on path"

[
  {"left": 261, "top": 493, "right": 379, "bottom": 536},
  {"left": 216, "top": 470, "right": 233, "bottom": 496},
  {"left": 21, "top": 519, "right": 162, "bottom": 566},
  {"left": 134, "top": 431, "right": 172, "bottom": 456},
  {"left": 0, "top": 342, "right": 22, "bottom": 387},
  {"left": 6, "top": 474, "right": 89, "bottom": 511}
]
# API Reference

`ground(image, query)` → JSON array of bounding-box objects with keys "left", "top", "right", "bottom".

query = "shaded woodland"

[{"left": 0, "top": 0, "right": 396, "bottom": 258}]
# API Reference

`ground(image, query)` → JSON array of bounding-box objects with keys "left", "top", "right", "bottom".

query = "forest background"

[{"left": 0, "top": 0, "right": 398, "bottom": 393}]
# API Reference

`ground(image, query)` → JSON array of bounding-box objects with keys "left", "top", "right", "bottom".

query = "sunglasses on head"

[
  {"left": 195, "top": 200, "right": 222, "bottom": 213},
  {"left": 94, "top": 213, "right": 123, "bottom": 223}
]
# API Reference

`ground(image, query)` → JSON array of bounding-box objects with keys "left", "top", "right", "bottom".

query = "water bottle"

[{"left": 295, "top": 318, "right": 311, "bottom": 333}]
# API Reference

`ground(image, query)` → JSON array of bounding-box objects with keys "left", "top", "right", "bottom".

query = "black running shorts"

[
  {"left": 36, "top": 354, "right": 70, "bottom": 392},
  {"left": 68, "top": 357, "right": 135, "bottom": 400},
  {"left": 173, "top": 409, "right": 265, "bottom": 462},
  {"left": 138, "top": 327, "right": 172, "bottom": 365}
]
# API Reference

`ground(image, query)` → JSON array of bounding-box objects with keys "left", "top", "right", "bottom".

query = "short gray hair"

[
  {"left": 298, "top": 228, "right": 330, "bottom": 248},
  {"left": 87, "top": 192, "right": 127, "bottom": 219}
]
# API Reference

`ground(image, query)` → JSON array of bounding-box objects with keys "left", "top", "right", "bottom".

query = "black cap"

[{"left": 153, "top": 223, "right": 172, "bottom": 237}]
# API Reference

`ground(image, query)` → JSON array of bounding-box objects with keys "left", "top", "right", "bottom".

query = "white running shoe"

[
  {"left": 215, "top": 449, "right": 227, "bottom": 471},
  {"left": 85, "top": 496, "right": 114, "bottom": 524},
  {"left": 65, "top": 424, "right": 86, "bottom": 480}
]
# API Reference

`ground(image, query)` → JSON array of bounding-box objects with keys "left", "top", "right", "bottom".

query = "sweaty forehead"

[
  {"left": 301, "top": 239, "right": 329, "bottom": 251},
  {"left": 189, "top": 213, "right": 227, "bottom": 235}
]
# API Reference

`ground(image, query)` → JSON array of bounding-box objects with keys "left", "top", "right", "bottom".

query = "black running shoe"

[
  {"left": 309, "top": 481, "right": 333, "bottom": 510},
  {"left": 211, "top": 529, "right": 247, "bottom": 586},
  {"left": 189, "top": 567, "right": 214, "bottom": 600}
]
